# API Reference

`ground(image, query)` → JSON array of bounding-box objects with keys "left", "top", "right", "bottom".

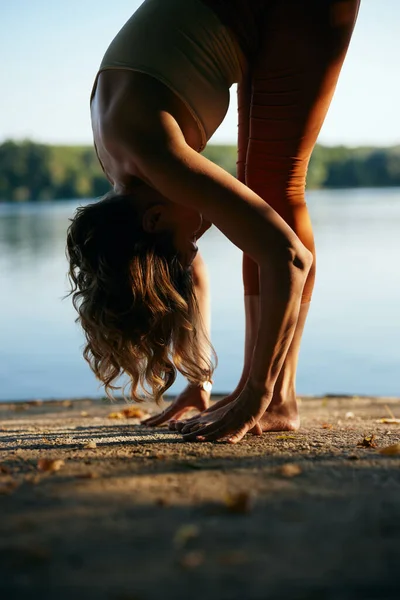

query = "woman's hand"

[
  {"left": 181, "top": 382, "right": 273, "bottom": 444},
  {"left": 141, "top": 383, "right": 211, "bottom": 427}
]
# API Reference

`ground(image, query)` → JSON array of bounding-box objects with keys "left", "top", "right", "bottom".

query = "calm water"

[{"left": 1, "top": 188, "right": 400, "bottom": 401}]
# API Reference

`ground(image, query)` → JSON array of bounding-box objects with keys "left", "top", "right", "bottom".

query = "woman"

[{"left": 67, "top": 0, "right": 360, "bottom": 443}]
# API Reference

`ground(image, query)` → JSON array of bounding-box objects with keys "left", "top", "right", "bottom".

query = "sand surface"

[{"left": 1, "top": 395, "right": 400, "bottom": 600}]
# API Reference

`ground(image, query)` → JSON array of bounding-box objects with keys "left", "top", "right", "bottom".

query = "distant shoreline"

[{"left": 1, "top": 140, "right": 400, "bottom": 202}]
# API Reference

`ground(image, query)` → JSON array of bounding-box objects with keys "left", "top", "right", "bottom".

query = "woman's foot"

[
  {"left": 141, "top": 383, "right": 211, "bottom": 427},
  {"left": 174, "top": 386, "right": 300, "bottom": 436},
  {"left": 250, "top": 388, "right": 300, "bottom": 433}
]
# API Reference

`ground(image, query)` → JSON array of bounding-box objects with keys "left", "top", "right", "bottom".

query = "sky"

[{"left": 1, "top": 0, "right": 399, "bottom": 148}]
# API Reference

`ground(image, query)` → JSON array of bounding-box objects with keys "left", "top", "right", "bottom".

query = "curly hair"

[{"left": 66, "top": 191, "right": 217, "bottom": 403}]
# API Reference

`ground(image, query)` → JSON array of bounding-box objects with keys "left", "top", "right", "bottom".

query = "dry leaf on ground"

[
  {"left": 108, "top": 407, "right": 149, "bottom": 420},
  {"left": 224, "top": 491, "right": 252, "bottom": 513},
  {"left": 377, "top": 418, "right": 400, "bottom": 425},
  {"left": 379, "top": 443, "right": 400, "bottom": 455},
  {"left": 357, "top": 434, "right": 378, "bottom": 448},
  {"left": 173, "top": 524, "right": 200, "bottom": 548},
  {"left": 37, "top": 458, "right": 64, "bottom": 472},
  {"left": 278, "top": 463, "right": 302, "bottom": 477},
  {"left": 107, "top": 412, "right": 124, "bottom": 419},
  {"left": 322, "top": 423, "right": 333, "bottom": 429},
  {"left": 121, "top": 407, "right": 148, "bottom": 419}
]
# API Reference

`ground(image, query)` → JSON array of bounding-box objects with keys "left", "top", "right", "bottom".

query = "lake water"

[{"left": 1, "top": 188, "right": 400, "bottom": 402}]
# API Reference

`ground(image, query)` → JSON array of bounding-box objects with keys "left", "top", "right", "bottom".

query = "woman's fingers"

[
  {"left": 174, "top": 414, "right": 201, "bottom": 431},
  {"left": 180, "top": 419, "right": 209, "bottom": 435},
  {"left": 155, "top": 395, "right": 237, "bottom": 431},
  {"left": 181, "top": 415, "right": 235, "bottom": 441},
  {"left": 181, "top": 405, "right": 258, "bottom": 442}
]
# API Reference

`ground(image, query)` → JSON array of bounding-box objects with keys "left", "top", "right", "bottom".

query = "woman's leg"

[
  {"left": 242, "top": 0, "right": 360, "bottom": 431},
  {"left": 171, "top": 76, "right": 256, "bottom": 431},
  {"left": 172, "top": 0, "right": 361, "bottom": 435}
]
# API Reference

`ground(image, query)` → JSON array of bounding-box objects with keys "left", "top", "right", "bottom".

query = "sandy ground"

[{"left": 1, "top": 394, "right": 400, "bottom": 600}]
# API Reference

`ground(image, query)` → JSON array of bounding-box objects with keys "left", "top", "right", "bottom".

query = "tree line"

[{"left": 0, "top": 139, "right": 400, "bottom": 202}]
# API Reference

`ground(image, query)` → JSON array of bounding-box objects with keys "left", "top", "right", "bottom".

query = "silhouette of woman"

[{"left": 67, "top": 0, "right": 360, "bottom": 443}]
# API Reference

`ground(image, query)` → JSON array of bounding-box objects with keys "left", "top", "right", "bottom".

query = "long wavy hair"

[{"left": 65, "top": 191, "right": 217, "bottom": 403}]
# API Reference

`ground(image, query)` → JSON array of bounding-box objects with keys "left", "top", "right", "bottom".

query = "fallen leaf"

[
  {"left": 278, "top": 463, "right": 302, "bottom": 477},
  {"left": 178, "top": 551, "right": 204, "bottom": 569},
  {"left": 83, "top": 441, "right": 97, "bottom": 449},
  {"left": 357, "top": 434, "right": 378, "bottom": 448},
  {"left": 322, "top": 423, "right": 333, "bottom": 429},
  {"left": 173, "top": 524, "right": 200, "bottom": 548},
  {"left": 108, "top": 407, "right": 149, "bottom": 420},
  {"left": 224, "top": 491, "right": 252, "bottom": 513},
  {"left": 107, "top": 412, "right": 124, "bottom": 419},
  {"left": 275, "top": 435, "right": 296, "bottom": 440},
  {"left": 379, "top": 443, "right": 400, "bottom": 456},
  {"left": 37, "top": 458, "right": 64, "bottom": 472},
  {"left": 377, "top": 418, "right": 400, "bottom": 425},
  {"left": 121, "top": 407, "right": 148, "bottom": 419}
]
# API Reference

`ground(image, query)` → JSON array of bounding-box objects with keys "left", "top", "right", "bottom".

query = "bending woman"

[{"left": 67, "top": 0, "right": 360, "bottom": 443}]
